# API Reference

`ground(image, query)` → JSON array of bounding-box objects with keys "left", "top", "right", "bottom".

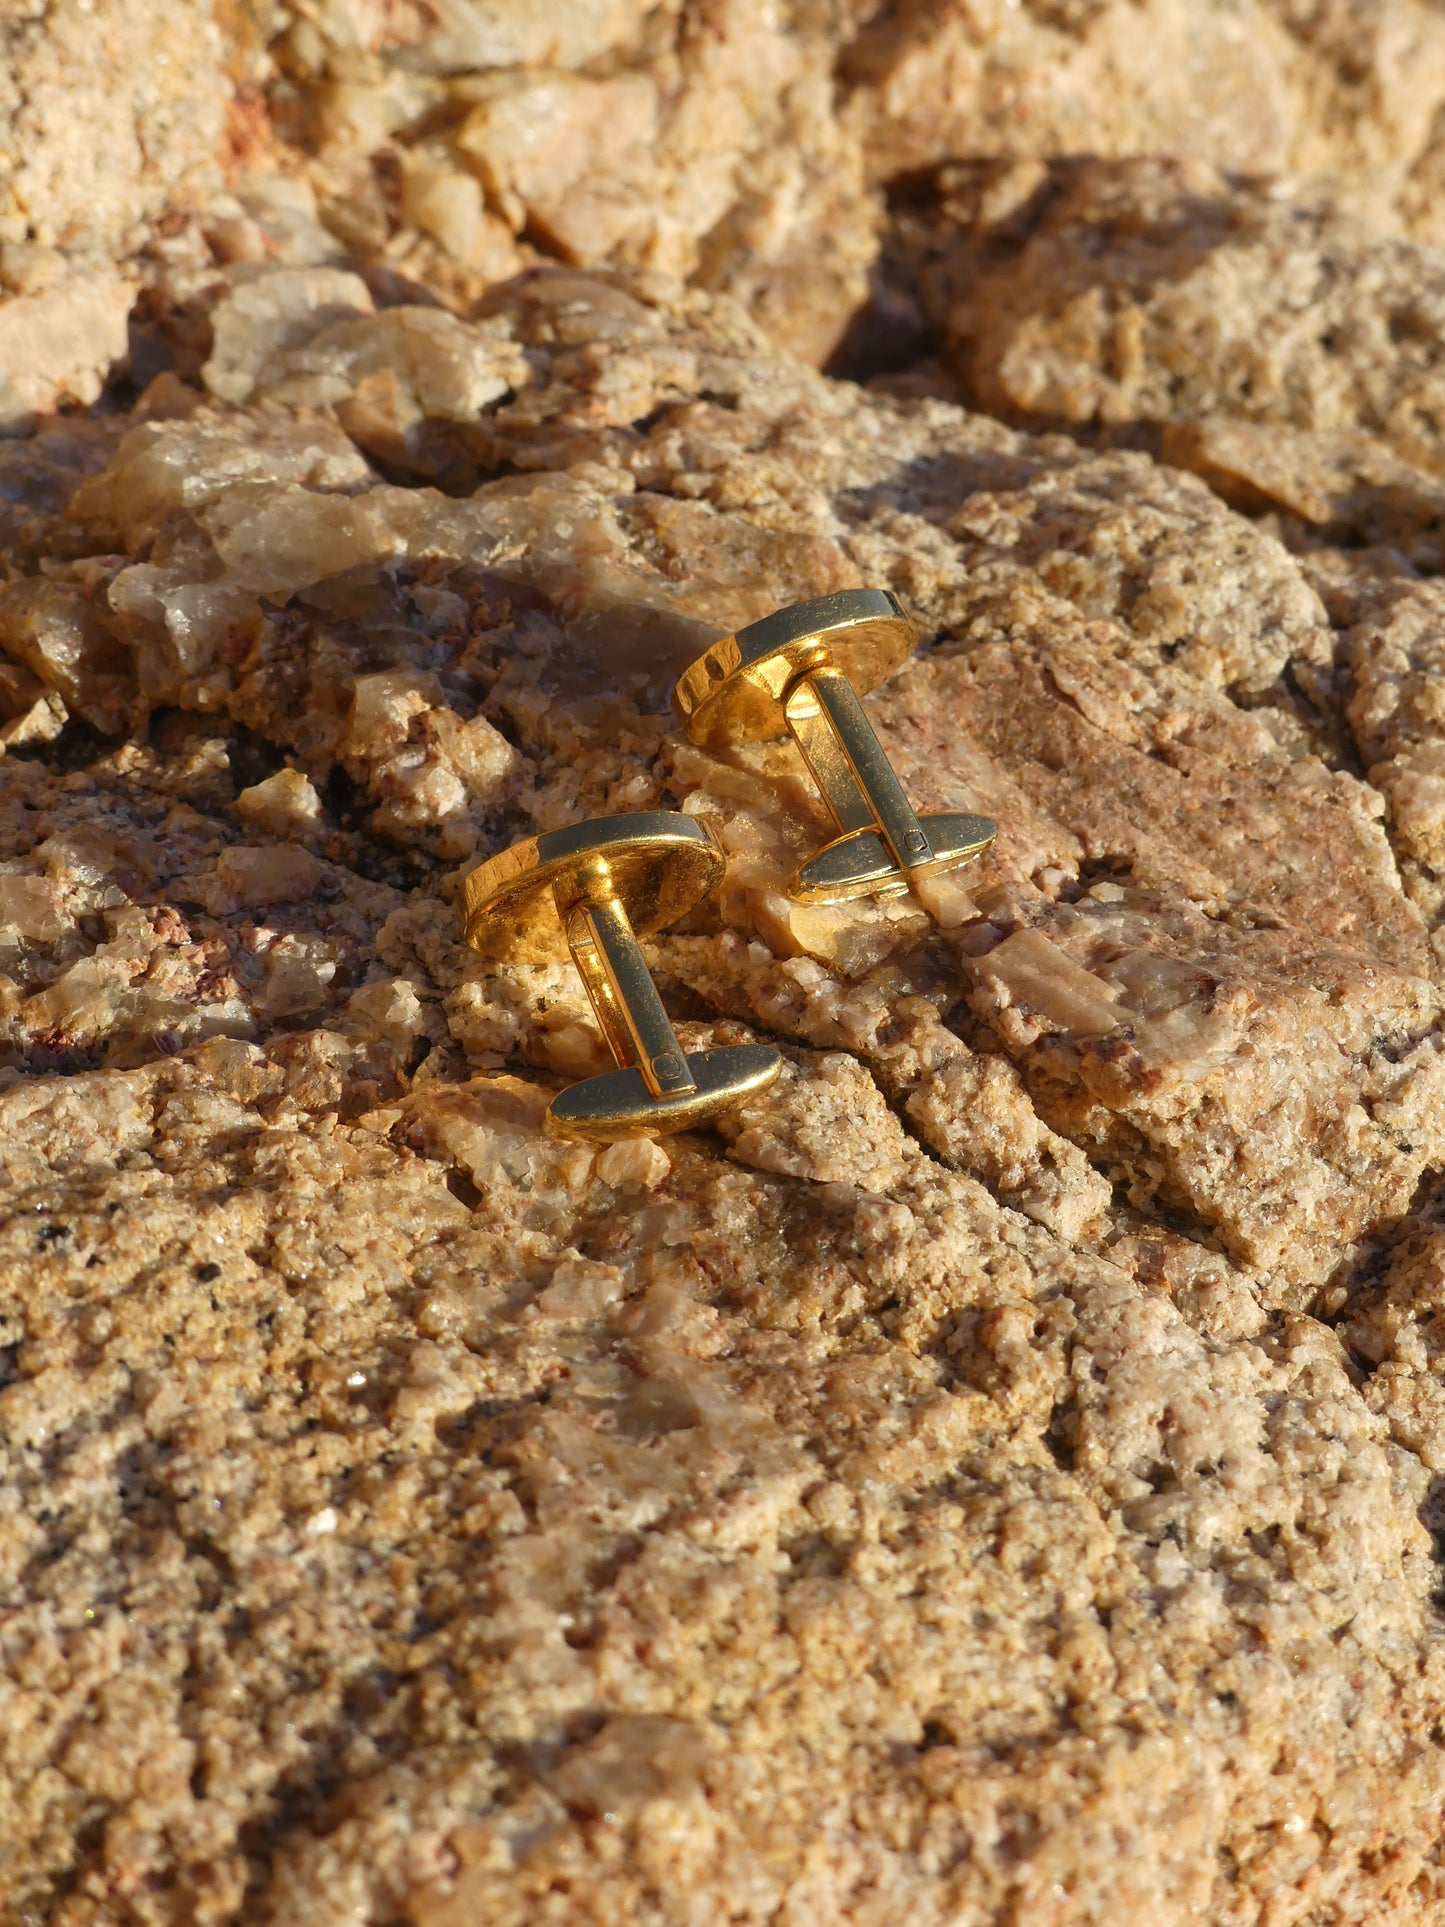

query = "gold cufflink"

[
  {"left": 672, "top": 588, "right": 996, "bottom": 905},
  {"left": 461, "top": 811, "right": 781, "bottom": 1140}
]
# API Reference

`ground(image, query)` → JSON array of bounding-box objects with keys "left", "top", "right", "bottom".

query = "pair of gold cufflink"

[{"left": 461, "top": 589, "right": 997, "bottom": 1142}]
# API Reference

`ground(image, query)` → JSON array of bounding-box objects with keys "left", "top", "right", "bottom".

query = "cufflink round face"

[
  {"left": 462, "top": 812, "right": 724, "bottom": 966},
  {"left": 672, "top": 588, "right": 917, "bottom": 750}
]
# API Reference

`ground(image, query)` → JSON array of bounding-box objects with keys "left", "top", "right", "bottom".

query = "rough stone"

[
  {"left": 3, "top": 1039, "right": 1443, "bottom": 1925},
  {"left": 919, "top": 158, "right": 1445, "bottom": 468},
  {"left": 247, "top": 0, "right": 1445, "bottom": 371},
  {"left": 1300, "top": 550, "right": 1445, "bottom": 940},
  {"left": 0, "top": 274, "right": 135, "bottom": 432},
  {"left": 268, "top": 0, "right": 882, "bottom": 364},
  {"left": 1160, "top": 418, "right": 1445, "bottom": 569},
  {"left": 0, "top": 0, "right": 227, "bottom": 258},
  {"left": 201, "top": 267, "right": 375, "bottom": 406},
  {"left": 902, "top": 153, "right": 1445, "bottom": 569},
  {"left": 850, "top": 0, "right": 1445, "bottom": 246},
  {"left": 10, "top": 1, "right": 1445, "bottom": 1913}
]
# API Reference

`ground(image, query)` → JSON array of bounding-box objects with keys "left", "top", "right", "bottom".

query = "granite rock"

[
  {"left": 9, "top": 0, "right": 1445, "bottom": 1913},
  {"left": 0, "top": 274, "right": 137, "bottom": 434},
  {"left": 243, "top": 0, "right": 1445, "bottom": 370},
  {"left": 907, "top": 154, "right": 1445, "bottom": 569},
  {"left": 851, "top": 0, "right": 1445, "bottom": 245},
  {"left": 0, "top": 0, "right": 226, "bottom": 260},
  {"left": 1300, "top": 550, "right": 1445, "bottom": 938},
  {"left": 1, "top": 256, "right": 1445, "bottom": 1924},
  {"left": 919, "top": 158, "right": 1445, "bottom": 460},
  {"left": 270, "top": 0, "right": 879, "bottom": 364},
  {"left": 17, "top": 1, "right": 1445, "bottom": 393},
  {"left": 2, "top": 1037, "right": 1443, "bottom": 1925}
]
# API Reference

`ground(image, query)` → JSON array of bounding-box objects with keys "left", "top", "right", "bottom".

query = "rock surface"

[
  {"left": 0, "top": 0, "right": 226, "bottom": 259},
  {"left": 7, "top": 8, "right": 1445, "bottom": 1927},
  {"left": 250, "top": 0, "right": 1445, "bottom": 364}
]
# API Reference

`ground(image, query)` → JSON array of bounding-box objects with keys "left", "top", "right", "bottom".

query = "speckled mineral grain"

[{"left": 7, "top": 8, "right": 1445, "bottom": 1927}]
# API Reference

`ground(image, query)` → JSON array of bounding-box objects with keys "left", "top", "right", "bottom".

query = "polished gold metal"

[
  {"left": 672, "top": 589, "right": 997, "bottom": 905},
  {"left": 462, "top": 812, "right": 781, "bottom": 1140}
]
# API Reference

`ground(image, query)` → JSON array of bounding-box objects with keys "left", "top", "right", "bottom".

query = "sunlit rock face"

[{"left": 9, "top": 8, "right": 1445, "bottom": 1927}]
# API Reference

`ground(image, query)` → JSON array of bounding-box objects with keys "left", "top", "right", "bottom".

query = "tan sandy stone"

[
  {"left": 1160, "top": 417, "right": 1445, "bottom": 568},
  {"left": 453, "top": 71, "right": 661, "bottom": 265},
  {"left": 201, "top": 266, "right": 375, "bottom": 405},
  {"left": 850, "top": 0, "right": 1445, "bottom": 256},
  {"left": 2, "top": 1040, "right": 1443, "bottom": 1923},
  {"left": 235, "top": 767, "right": 325, "bottom": 840},
  {"left": 268, "top": 0, "right": 880, "bottom": 364},
  {"left": 0, "top": 0, "right": 227, "bottom": 258},
  {"left": 3, "top": 21, "right": 1445, "bottom": 1904},
  {"left": 15, "top": 267, "right": 1419, "bottom": 1317},
  {"left": 248, "top": 0, "right": 1445, "bottom": 367},
  {"left": 0, "top": 274, "right": 135, "bottom": 431},
  {"left": 920, "top": 158, "right": 1445, "bottom": 469}
]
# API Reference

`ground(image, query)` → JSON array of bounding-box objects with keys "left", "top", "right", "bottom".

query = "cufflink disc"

[
  {"left": 462, "top": 811, "right": 724, "bottom": 966},
  {"left": 672, "top": 588, "right": 917, "bottom": 750}
]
